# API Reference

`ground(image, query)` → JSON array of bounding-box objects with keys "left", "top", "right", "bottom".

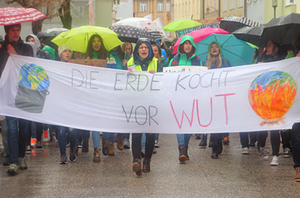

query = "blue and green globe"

[{"left": 19, "top": 64, "right": 50, "bottom": 90}]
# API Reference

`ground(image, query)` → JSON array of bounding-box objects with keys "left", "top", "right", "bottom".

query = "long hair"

[
  {"left": 85, "top": 34, "right": 107, "bottom": 59},
  {"left": 151, "top": 43, "right": 161, "bottom": 62},
  {"left": 207, "top": 53, "right": 222, "bottom": 69}
]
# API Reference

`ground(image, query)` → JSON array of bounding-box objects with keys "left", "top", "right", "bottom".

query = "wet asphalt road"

[{"left": 0, "top": 132, "right": 299, "bottom": 197}]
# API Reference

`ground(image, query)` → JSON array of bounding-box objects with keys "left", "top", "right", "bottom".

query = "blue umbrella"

[{"left": 196, "top": 34, "right": 255, "bottom": 66}]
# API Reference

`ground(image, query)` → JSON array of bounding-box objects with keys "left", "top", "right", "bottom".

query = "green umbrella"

[
  {"left": 162, "top": 20, "right": 201, "bottom": 32},
  {"left": 51, "top": 25, "right": 123, "bottom": 53}
]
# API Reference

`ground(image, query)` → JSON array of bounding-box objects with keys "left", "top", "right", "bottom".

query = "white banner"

[{"left": 1, "top": 55, "right": 300, "bottom": 133}]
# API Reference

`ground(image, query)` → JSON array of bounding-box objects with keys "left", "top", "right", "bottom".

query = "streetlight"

[{"left": 272, "top": 0, "right": 278, "bottom": 18}]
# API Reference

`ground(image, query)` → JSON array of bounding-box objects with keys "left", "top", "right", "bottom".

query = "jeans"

[
  {"left": 257, "top": 131, "right": 268, "bottom": 147},
  {"left": 281, "top": 130, "right": 291, "bottom": 149},
  {"left": 58, "top": 126, "right": 78, "bottom": 156},
  {"left": 7, "top": 116, "right": 30, "bottom": 165},
  {"left": 176, "top": 134, "right": 191, "bottom": 147},
  {"left": 35, "top": 122, "right": 48, "bottom": 142},
  {"left": 1, "top": 118, "right": 10, "bottom": 163},
  {"left": 132, "top": 133, "right": 155, "bottom": 161},
  {"left": 92, "top": 131, "right": 100, "bottom": 148},
  {"left": 77, "top": 130, "right": 90, "bottom": 144},
  {"left": 291, "top": 123, "right": 300, "bottom": 168},
  {"left": 239, "top": 132, "right": 249, "bottom": 148}
]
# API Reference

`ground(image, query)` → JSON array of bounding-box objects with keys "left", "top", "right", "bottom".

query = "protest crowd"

[{"left": 1, "top": 9, "right": 300, "bottom": 184}]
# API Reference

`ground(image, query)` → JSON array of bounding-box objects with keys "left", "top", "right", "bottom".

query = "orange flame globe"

[{"left": 249, "top": 71, "right": 297, "bottom": 124}]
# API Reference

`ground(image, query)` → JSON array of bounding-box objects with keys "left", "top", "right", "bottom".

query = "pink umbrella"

[
  {"left": 0, "top": 7, "right": 46, "bottom": 25},
  {"left": 173, "top": 28, "right": 229, "bottom": 54}
]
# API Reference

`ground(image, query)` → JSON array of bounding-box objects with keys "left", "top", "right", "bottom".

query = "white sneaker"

[
  {"left": 260, "top": 147, "right": 269, "bottom": 160},
  {"left": 241, "top": 147, "right": 249, "bottom": 155},
  {"left": 270, "top": 156, "right": 279, "bottom": 166}
]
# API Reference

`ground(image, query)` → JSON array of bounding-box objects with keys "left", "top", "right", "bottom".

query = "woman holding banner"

[
  {"left": 127, "top": 38, "right": 159, "bottom": 175},
  {"left": 169, "top": 35, "right": 202, "bottom": 164},
  {"left": 202, "top": 41, "right": 231, "bottom": 159}
]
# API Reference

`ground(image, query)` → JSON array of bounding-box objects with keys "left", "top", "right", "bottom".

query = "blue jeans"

[
  {"left": 7, "top": 117, "right": 30, "bottom": 165},
  {"left": 92, "top": 131, "right": 100, "bottom": 148},
  {"left": 176, "top": 134, "right": 191, "bottom": 147},
  {"left": 58, "top": 126, "right": 78, "bottom": 156}
]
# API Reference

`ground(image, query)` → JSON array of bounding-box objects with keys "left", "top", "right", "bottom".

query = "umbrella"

[
  {"left": 0, "top": 7, "right": 46, "bottom": 25},
  {"left": 114, "top": 17, "right": 163, "bottom": 34},
  {"left": 261, "top": 13, "right": 300, "bottom": 45},
  {"left": 51, "top": 25, "right": 123, "bottom": 53},
  {"left": 173, "top": 28, "right": 229, "bottom": 54},
  {"left": 220, "top": 15, "right": 262, "bottom": 33},
  {"left": 107, "top": 25, "right": 155, "bottom": 43},
  {"left": 41, "top": 28, "right": 69, "bottom": 49},
  {"left": 196, "top": 34, "right": 255, "bottom": 66},
  {"left": 232, "top": 26, "right": 264, "bottom": 47},
  {"left": 162, "top": 20, "right": 201, "bottom": 32}
]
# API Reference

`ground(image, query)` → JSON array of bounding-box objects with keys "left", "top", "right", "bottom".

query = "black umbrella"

[
  {"left": 108, "top": 25, "right": 155, "bottom": 43},
  {"left": 232, "top": 26, "right": 264, "bottom": 47},
  {"left": 261, "top": 13, "right": 300, "bottom": 45},
  {"left": 220, "top": 15, "right": 262, "bottom": 33},
  {"left": 40, "top": 28, "right": 68, "bottom": 49}
]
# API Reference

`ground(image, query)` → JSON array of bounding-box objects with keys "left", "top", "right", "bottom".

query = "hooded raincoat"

[
  {"left": 127, "top": 38, "right": 158, "bottom": 72},
  {"left": 202, "top": 41, "right": 231, "bottom": 69},
  {"left": 169, "top": 36, "right": 201, "bottom": 66}
]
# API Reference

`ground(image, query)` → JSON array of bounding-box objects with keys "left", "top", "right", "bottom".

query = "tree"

[
  {"left": 5, "top": 0, "right": 65, "bottom": 34},
  {"left": 58, "top": 0, "right": 72, "bottom": 30}
]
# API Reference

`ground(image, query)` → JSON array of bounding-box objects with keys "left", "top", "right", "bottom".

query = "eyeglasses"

[{"left": 138, "top": 46, "right": 149, "bottom": 50}]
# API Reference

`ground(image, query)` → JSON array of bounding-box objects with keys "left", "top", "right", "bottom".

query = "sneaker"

[
  {"left": 283, "top": 148, "right": 291, "bottom": 158},
  {"left": 26, "top": 145, "right": 32, "bottom": 154},
  {"left": 270, "top": 156, "right": 279, "bottom": 166},
  {"left": 154, "top": 140, "right": 159, "bottom": 148},
  {"left": 78, "top": 144, "right": 83, "bottom": 148},
  {"left": 195, "top": 134, "right": 201, "bottom": 139},
  {"left": 7, "top": 163, "right": 19, "bottom": 176},
  {"left": 223, "top": 136, "right": 230, "bottom": 145},
  {"left": 36, "top": 141, "right": 42, "bottom": 148},
  {"left": 260, "top": 147, "right": 269, "bottom": 160},
  {"left": 43, "top": 130, "right": 50, "bottom": 143},
  {"left": 31, "top": 138, "right": 37, "bottom": 148},
  {"left": 241, "top": 147, "right": 249, "bottom": 155},
  {"left": 132, "top": 159, "right": 142, "bottom": 175},
  {"left": 19, "top": 157, "right": 28, "bottom": 170},
  {"left": 295, "top": 167, "right": 300, "bottom": 182},
  {"left": 124, "top": 138, "right": 130, "bottom": 149},
  {"left": 69, "top": 149, "right": 77, "bottom": 162},
  {"left": 60, "top": 154, "right": 67, "bottom": 164}
]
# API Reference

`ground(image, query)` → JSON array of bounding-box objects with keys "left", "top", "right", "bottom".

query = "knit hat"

[
  {"left": 4, "top": 23, "right": 21, "bottom": 34},
  {"left": 208, "top": 41, "right": 222, "bottom": 54},
  {"left": 58, "top": 44, "right": 73, "bottom": 58}
]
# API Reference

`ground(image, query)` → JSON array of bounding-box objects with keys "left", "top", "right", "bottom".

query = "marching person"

[
  {"left": 0, "top": 23, "right": 33, "bottom": 175},
  {"left": 127, "top": 38, "right": 159, "bottom": 175},
  {"left": 169, "top": 35, "right": 202, "bottom": 164},
  {"left": 202, "top": 41, "right": 231, "bottom": 159}
]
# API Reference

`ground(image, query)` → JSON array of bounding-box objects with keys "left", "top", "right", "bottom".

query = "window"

[
  {"left": 140, "top": 1, "right": 147, "bottom": 12},
  {"left": 238, "top": 0, "right": 244, "bottom": 8},
  {"left": 223, "top": 0, "right": 228, "bottom": 12},
  {"left": 157, "top": 1, "right": 164, "bottom": 12},
  {"left": 286, "top": 0, "right": 296, "bottom": 6},
  {"left": 230, "top": 0, "right": 235, "bottom": 10},
  {"left": 166, "top": 1, "right": 171, "bottom": 12}
]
